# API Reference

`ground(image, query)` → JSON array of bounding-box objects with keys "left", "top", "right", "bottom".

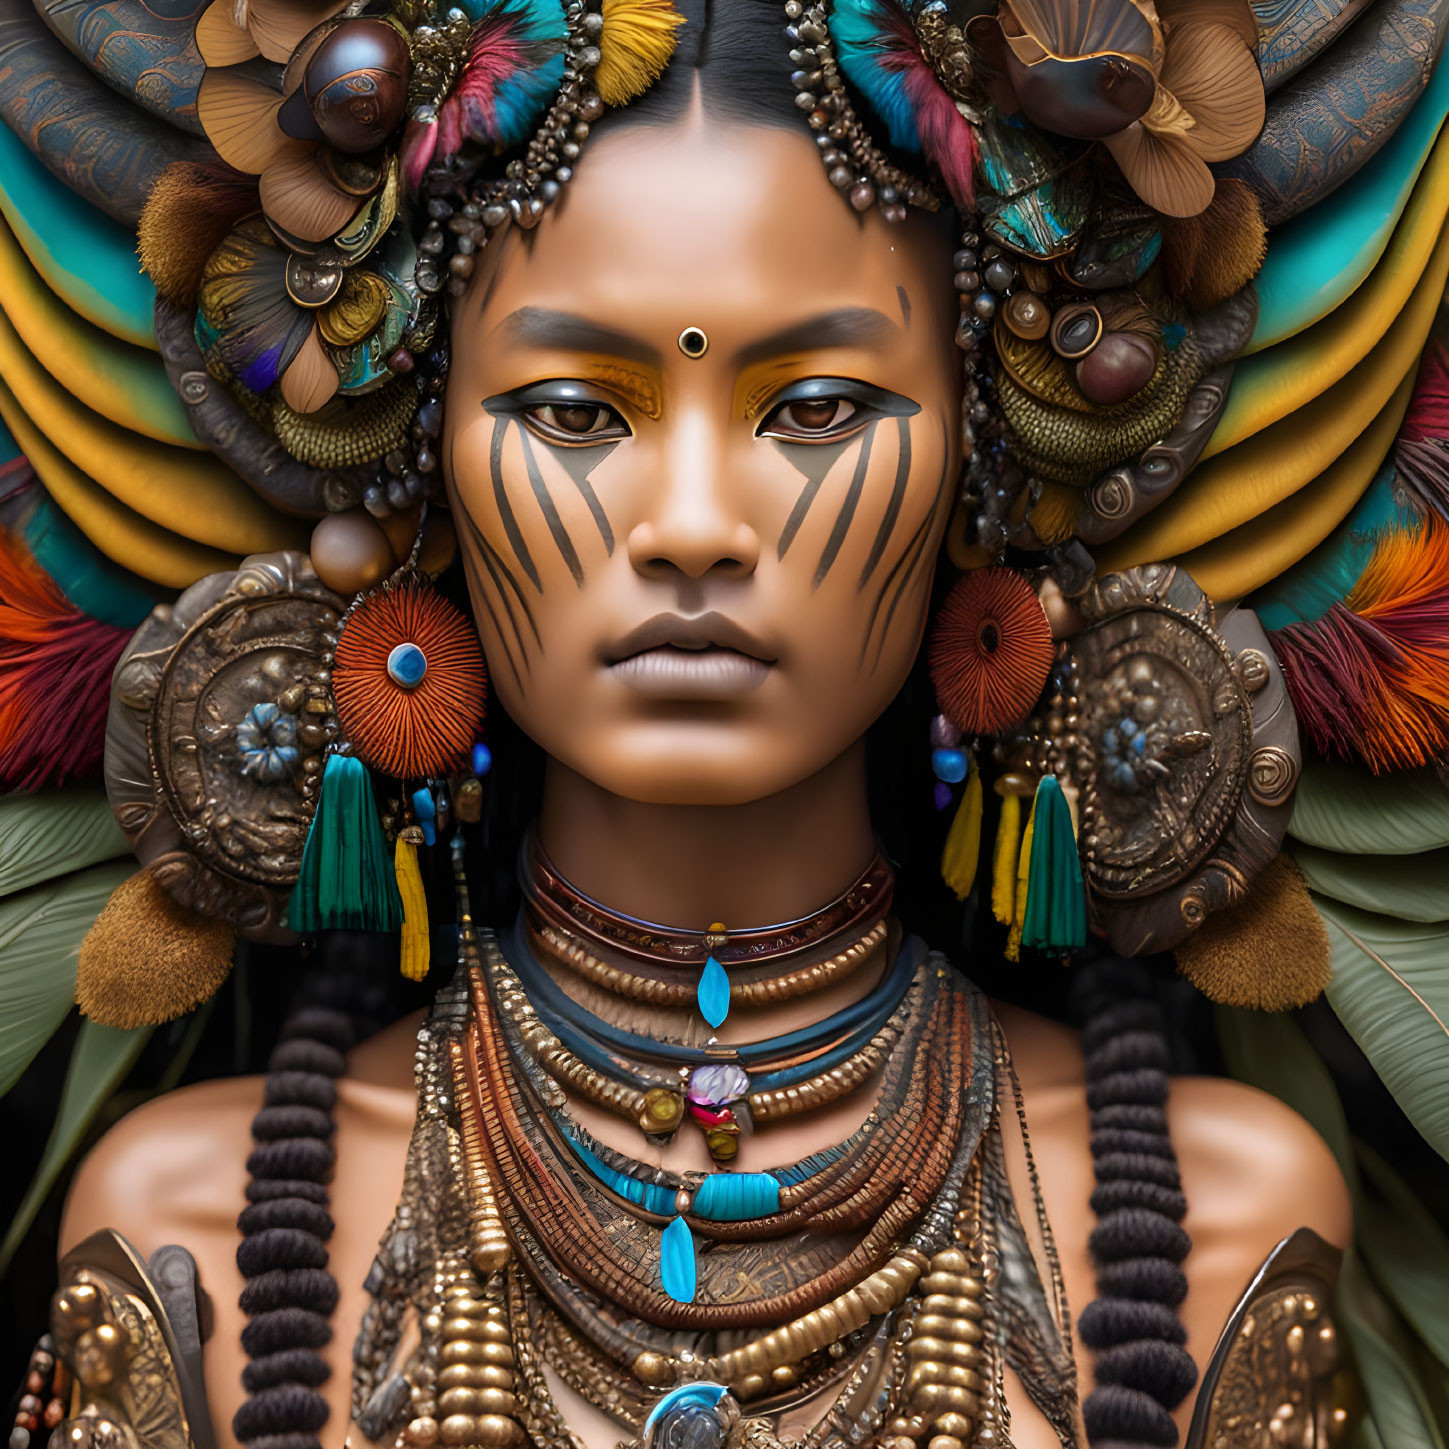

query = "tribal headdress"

[{"left": 3, "top": 0, "right": 1449, "bottom": 1435}]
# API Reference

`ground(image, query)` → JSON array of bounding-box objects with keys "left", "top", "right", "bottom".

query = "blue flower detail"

[
  {"left": 1100, "top": 713, "right": 1154, "bottom": 794},
  {"left": 237, "top": 702, "right": 300, "bottom": 783}
]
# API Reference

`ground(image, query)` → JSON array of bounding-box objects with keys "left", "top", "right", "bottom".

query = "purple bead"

[
  {"left": 930, "top": 714, "right": 963, "bottom": 749},
  {"left": 687, "top": 1064, "right": 750, "bottom": 1108},
  {"left": 934, "top": 781, "right": 953, "bottom": 812}
]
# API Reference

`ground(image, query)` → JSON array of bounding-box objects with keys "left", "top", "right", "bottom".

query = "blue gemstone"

[
  {"left": 660, "top": 1215, "right": 696, "bottom": 1303},
  {"left": 697, "top": 954, "right": 730, "bottom": 1028},
  {"left": 932, "top": 748, "right": 969, "bottom": 784},
  {"left": 472, "top": 742, "right": 493, "bottom": 776},
  {"left": 694, "top": 1172, "right": 780, "bottom": 1222},
  {"left": 643, "top": 1384, "right": 729, "bottom": 1445},
  {"left": 412, "top": 786, "right": 437, "bottom": 846},
  {"left": 387, "top": 642, "right": 428, "bottom": 690}
]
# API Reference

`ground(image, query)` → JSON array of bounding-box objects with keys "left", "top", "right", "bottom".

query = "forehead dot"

[{"left": 677, "top": 327, "right": 709, "bottom": 359}]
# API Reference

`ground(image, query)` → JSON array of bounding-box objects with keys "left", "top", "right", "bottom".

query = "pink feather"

[
  {"left": 439, "top": 15, "right": 530, "bottom": 150},
  {"left": 401, "top": 116, "right": 438, "bottom": 192},
  {"left": 874, "top": 2, "right": 977, "bottom": 208}
]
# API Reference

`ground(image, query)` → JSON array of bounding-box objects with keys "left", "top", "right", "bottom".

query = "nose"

[{"left": 626, "top": 409, "right": 760, "bottom": 581}]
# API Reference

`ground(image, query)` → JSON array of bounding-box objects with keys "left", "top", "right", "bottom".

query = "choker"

[{"left": 522, "top": 834, "right": 895, "bottom": 970}]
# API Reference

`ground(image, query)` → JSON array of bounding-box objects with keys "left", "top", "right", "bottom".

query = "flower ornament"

[
  {"left": 981, "top": 0, "right": 1264, "bottom": 217},
  {"left": 236, "top": 701, "right": 302, "bottom": 782}
]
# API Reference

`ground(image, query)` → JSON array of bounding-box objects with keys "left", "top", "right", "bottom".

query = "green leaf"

[
  {"left": 0, "top": 1017, "right": 151, "bottom": 1274},
  {"left": 1339, "top": 1250, "right": 1447, "bottom": 1449},
  {"left": 1214, "top": 1005, "right": 1355, "bottom": 1178},
  {"left": 0, "top": 789, "right": 128, "bottom": 900},
  {"left": 1318, "top": 895, "right": 1449, "bottom": 1164},
  {"left": 1291, "top": 761, "right": 1449, "bottom": 855},
  {"left": 1356, "top": 1140, "right": 1449, "bottom": 1371},
  {"left": 0, "top": 859, "right": 134, "bottom": 1096},
  {"left": 1294, "top": 842, "right": 1449, "bottom": 922}
]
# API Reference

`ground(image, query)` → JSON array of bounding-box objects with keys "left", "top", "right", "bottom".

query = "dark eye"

[
  {"left": 761, "top": 397, "right": 861, "bottom": 442},
  {"left": 524, "top": 400, "right": 630, "bottom": 445}
]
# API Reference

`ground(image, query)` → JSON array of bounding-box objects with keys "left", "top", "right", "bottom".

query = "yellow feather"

[
  {"left": 396, "top": 837, "right": 430, "bottom": 982},
  {"left": 991, "top": 791, "right": 1021, "bottom": 928},
  {"left": 596, "top": 0, "right": 685, "bottom": 108},
  {"left": 940, "top": 758, "right": 983, "bottom": 901}
]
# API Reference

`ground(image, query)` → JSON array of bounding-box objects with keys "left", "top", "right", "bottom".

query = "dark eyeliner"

[
  {"left": 761, "top": 377, "right": 921, "bottom": 424},
  {"left": 484, "top": 381, "right": 622, "bottom": 415}
]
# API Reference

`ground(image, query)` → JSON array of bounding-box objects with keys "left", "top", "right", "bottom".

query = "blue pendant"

[
  {"left": 698, "top": 953, "right": 730, "bottom": 1028},
  {"left": 660, "top": 1215, "right": 696, "bottom": 1303}
]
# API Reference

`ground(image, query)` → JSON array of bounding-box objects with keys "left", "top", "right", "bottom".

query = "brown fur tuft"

[
  {"left": 1175, "top": 854, "right": 1331, "bottom": 1011},
  {"left": 77, "top": 867, "right": 236, "bottom": 1028},
  {"left": 1159, "top": 179, "right": 1267, "bottom": 312},
  {"left": 138, "top": 160, "right": 260, "bottom": 306}
]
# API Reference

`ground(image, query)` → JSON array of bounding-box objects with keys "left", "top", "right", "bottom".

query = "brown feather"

[
  {"left": 1158, "top": 177, "right": 1266, "bottom": 310},
  {"left": 77, "top": 867, "right": 236, "bottom": 1028},
  {"left": 138, "top": 159, "right": 261, "bottom": 306},
  {"left": 1174, "top": 854, "right": 1331, "bottom": 1011}
]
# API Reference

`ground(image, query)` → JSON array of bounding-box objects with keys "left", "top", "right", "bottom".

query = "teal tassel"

[
  {"left": 289, "top": 755, "right": 404, "bottom": 934},
  {"left": 1021, "top": 775, "right": 1086, "bottom": 956},
  {"left": 660, "top": 1215, "right": 696, "bottom": 1303}
]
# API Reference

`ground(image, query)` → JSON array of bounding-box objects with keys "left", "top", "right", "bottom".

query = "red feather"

[
  {"left": 1395, "top": 338, "right": 1449, "bottom": 519},
  {"left": 0, "top": 520, "right": 130, "bottom": 791}
]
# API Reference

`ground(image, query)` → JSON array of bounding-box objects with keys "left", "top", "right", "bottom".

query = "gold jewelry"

[{"left": 534, "top": 917, "right": 888, "bottom": 1010}]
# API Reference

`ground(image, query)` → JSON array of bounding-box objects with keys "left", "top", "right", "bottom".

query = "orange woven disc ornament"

[
  {"left": 928, "top": 567, "right": 1054, "bottom": 735},
  {"left": 333, "top": 573, "right": 487, "bottom": 779}
]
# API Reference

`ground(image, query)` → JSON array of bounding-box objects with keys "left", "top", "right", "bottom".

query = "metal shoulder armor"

[
  {"left": 1186, "top": 1228, "right": 1348, "bottom": 1449},
  {"left": 49, "top": 1231, "right": 215, "bottom": 1449}
]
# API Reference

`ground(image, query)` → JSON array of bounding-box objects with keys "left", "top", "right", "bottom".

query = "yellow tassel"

[
  {"left": 1006, "top": 791, "right": 1039, "bottom": 963},
  {"left": 596, "top": 0, "right": 686, "bottom": 107},
  {"left": 940, "top": 758, "right": 983, "bottom": 900},
  {"left": 991, "top": 791, "right": 1021, "bottom": 927},
  {"left": 395, "top": 836, "right": 430, "bottom": 982},
  {"left": 77, "top": 867, "right": 236, "bottom": 1028}
]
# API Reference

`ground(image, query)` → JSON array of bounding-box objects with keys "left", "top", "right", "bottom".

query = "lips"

[{"left": 604, "top": 612, "right": 776, "bottom": 699}]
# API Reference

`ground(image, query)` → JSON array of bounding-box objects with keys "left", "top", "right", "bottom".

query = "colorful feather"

[
  {"left": 0, "top": 523, "right": 131, "bottom": 792},
  {"left": 1270, "top": 519, "right": 1449, "bottom": 773},
  {"left": 1394, "top": 338, "right": 1449, "bottom": 521},
  {"left": 436, "top": 0, "right": 568, "bottom": 159},
  {"left": 831, "top": 0, "right": 977, "bottom": 207}
]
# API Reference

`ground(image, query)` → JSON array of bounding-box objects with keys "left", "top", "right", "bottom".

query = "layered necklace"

[{"left": 349, "top": 838, "right": 1082, "bottom": 1449}]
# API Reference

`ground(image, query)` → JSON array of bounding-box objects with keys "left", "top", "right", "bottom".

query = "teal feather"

[
  {"left": 1250, "top": 462, "right": 1415, "bottom": 628},
  {"left": 831, "top": 0, "right": 923, "bottom": 153}
]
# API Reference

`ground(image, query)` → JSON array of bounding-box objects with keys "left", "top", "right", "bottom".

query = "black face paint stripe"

[
  {"left": 517, "top": 424, "right": 584, "bottom": 587},
  {"left": 814, "top": 421, "right": 878, "bottom": 590},
  {"left": 460, "top": 540, "right": 525, "bottom": 692},
  {"left": 857, "top": 415, "right": 913, "bottom": 591},
  {"left": 872, "top": 515, "right": 936, "bottom": 670},
  {"left": 861, "top": 505, "right": 932, "bottom": 663},
  {"left": 478, "top": 529, "right": 542, "bottom": 650},
  {"left": 549, "top": 441, "right": 618, "bottom": 555},
  {"left": 777, "top": 435, "right": 853, "bottom": 560},
  {"left": 487, "top": 413, "right": 542, "bottom": 591},
  {"left": 896, "top": 285, "right": 912, "bottom": 328}
]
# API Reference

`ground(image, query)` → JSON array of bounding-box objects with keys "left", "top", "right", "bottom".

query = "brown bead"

[
  {"left": 638, "top": 1088, "right": 684, "bottom": 1135},
  {"left": 474, "top": 1414, "right": 524, "bottom": 1447},
  {"left": 1001, "top": 291, "right": 1050, "bottom": 341},
  {"left": 1075, "top": 332, "right": 1159, "bottom": 406},
  {"left": 928, "top": 1436, "right": 966, "bottom": 1449},
  {"left": 300, "top": 18, "right": 410, "bottom": 153},
  {"left": 310, "top": 510, "right": 395, "bottom": 594},
  {"left": 403, "top": 1416, "right": 439, "bottom": 1446},
  {"left": 43, "top": 1401, "right": 64, "bottom": 1430}
]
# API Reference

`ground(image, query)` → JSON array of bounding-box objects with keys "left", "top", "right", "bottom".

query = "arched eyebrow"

[
  {"left": 492, "top": 306, "right": 663, "bottom": 367},
  {"left": 732, "top": 308, "right": 899, "bottom": 368}
]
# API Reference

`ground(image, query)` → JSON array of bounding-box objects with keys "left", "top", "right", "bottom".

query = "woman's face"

[{"left": 445, "top": 111, "right": 961, "bottom": 806}]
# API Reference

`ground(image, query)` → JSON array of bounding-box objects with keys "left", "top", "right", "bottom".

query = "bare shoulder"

[
  {"left": 60, "top": 1074, "right": 263, "bottom": 1259},
  {"left": 991, "top": 998, "right": 1352, "bottom": 1251}
]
